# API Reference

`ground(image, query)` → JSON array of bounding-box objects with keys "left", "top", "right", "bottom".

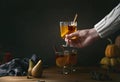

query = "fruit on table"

[
  {"left": 105, "top": 38, "right": 120, "bottom": 58},
  {"left": 100, "top": 57, "right": 120, "bottom": 68},
  {"left": 105, "top": 44, "right": 120, "bottom": 57},
  {"left": 110, "top": 58, "right": 119, "bottom": 66},
  {"left": 31, "top": 59, "right": 43, "bottom": 78},
  {"left": 28, "top": 59, "right": 35, "bottom": 76},
  {"left": 100, "top": 57, "right": 111, "bottom": 66}
]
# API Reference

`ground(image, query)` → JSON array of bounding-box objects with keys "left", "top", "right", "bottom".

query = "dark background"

[{"left": 0, "top": 0, "right": 120, "bottom": 66}]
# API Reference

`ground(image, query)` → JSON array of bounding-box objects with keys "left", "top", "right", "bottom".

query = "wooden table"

[{"left": 0, "top": 66, "right": 120, "bottom": 82}]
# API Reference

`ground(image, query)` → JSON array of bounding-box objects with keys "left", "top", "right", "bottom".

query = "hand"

[{"left": 65, "top": 28, "right": 100, "bottom": 48}]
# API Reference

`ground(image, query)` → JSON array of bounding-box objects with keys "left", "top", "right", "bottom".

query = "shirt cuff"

[{"left": 94, "top": 3, "right": 120, "bottom": 38}]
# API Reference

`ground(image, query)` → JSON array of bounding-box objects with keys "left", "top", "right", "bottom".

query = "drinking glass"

[
  {"left": 70, "top": 49, "right": 78, "bottom": 72},
  {"left": 60, "top": 21, "right": 77, "bottom": 47},
  {"left": 55, "top": 48, "right": 78, "bottom": 74},
  {"left": 55, "top": 51, "right": 70, "bottom": 74}
]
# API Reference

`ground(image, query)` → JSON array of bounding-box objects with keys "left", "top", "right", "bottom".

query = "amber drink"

[
  {"left": 55, "top": 49, "right": 78, "bottom": 74},
  {"left": 60, "top": 22, "right": 77, "bottom": 39},
  {"left": 55, "top": 51, "right": 70, "bottom": 74},
  {"left": 55, "top": 52, "right": 68, "bottom": 68}
]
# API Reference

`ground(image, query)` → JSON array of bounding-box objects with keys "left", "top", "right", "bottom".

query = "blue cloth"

[
  {"left": 0, "top": 54, "right": 39, "bottom": 77},
  {"left": 0, "top": 58, "right": 29, "bottom": 76}
]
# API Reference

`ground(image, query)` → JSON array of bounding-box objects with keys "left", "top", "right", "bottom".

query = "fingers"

[
  {"left": 65, "top": 37, "right": 84, "bottom": 48},
  {"left": 66, "top": 31, "right": 79, "bottom": 39},
  {"left": 64, "top": 30, "right": 87, "bottom": 48},
  {"left": 68, "top": 40, "right": 83, "bottom": 48}
]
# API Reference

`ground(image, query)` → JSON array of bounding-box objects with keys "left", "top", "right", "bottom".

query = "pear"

[
  {"left": 100, "top": 57, "right": 111, "bottom": 66},
  {"left": 28, "top": 59, "right": 35, "bottom": 76},
  {"left": 31, "top": 59, "right": 43, "bottom": 78},
  {"left": 110, "top": 58, "right": 118, "bottom": 66}
]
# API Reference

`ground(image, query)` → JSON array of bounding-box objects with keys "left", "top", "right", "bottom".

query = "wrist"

[{"left": 89, "top": 28, "right": 101, "bottom": 41}]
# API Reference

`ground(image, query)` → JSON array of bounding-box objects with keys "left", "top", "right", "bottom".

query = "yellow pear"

[
  {"left": 31, "top": 59, "right": 43, "bottom": 78},
  {"left": 110, "top": 58, "right": 118, "bottom": 66},
  {"left": 100, "top": 57, "right": 111, "bottom": 66},
  {"left": 28, "top": 59, "right": 35, "bottom": 76}
]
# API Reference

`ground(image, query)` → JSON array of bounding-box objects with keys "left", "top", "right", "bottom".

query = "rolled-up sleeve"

[{"left": 94, "top": 3, "right": 120, "bottom": 38}]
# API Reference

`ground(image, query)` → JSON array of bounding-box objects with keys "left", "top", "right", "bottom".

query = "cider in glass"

[{"left": 60, "top": 22, "right": 77, "bottom": 39}]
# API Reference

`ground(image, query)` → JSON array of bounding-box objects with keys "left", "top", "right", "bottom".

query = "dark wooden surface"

[{"left": 0, "top": 66, "right": 120, "bottom": 82}]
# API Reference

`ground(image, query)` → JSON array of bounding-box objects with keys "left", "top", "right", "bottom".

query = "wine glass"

[
  {"left": 55, "top": 47, "right": 78, "bottom": 74},
  {"left": 59, "top": 21, "right": 77, "bottom": 47},
  {"left": 63, "top": 47, "right": 78, "bottom": 72},
  {"left": 55, "top": 51, "right": 70, "bottom": 74},
  {"left": 70, "top": 49, "right": 78, "bottom": 72}
]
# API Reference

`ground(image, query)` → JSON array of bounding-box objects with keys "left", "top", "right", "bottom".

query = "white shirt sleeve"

[{"left": 94, "top": 3, "right": 120, "bottom": 38}]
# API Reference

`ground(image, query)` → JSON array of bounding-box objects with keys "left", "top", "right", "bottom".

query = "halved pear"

[{"left": 31, "top": 59, "right": 43, "bottom": 78}]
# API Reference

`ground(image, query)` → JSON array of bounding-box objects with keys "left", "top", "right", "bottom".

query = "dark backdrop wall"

[{"left": 0, "top": 0, "right": 120, "bottom": 66}]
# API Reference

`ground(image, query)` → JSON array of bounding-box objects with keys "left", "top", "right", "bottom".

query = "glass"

[
  {"left": 60, "top": 21, "right": 77, "bottom": 47},
  {"left": 63, "top": 48, "right": 78, "bottom": 73},
  {"left": 55, "top": 51, "right": 70, "bottom": 74},
  {"left": 70, "top": 49, "right": 78, "bottom": 72},
  {"left": 55, "top": 48, "right": 78, "bottom": 74}
]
